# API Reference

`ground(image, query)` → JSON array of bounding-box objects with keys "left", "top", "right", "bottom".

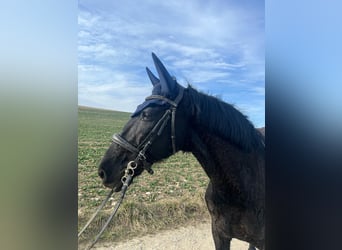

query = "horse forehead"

[{"left": 131, "top": 99, "right": 169, "bottom": 117}]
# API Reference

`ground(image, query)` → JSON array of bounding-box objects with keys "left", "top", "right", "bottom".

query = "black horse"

[{"left": 98, "top": 53, "right": 265, "bottom": 250}]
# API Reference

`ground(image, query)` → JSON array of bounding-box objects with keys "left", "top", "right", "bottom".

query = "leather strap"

[{"left": 112, "top": 134, "right": 139, "bottom": 154}]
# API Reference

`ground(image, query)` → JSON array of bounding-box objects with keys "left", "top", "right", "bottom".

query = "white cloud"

[{"left": 78, "top": 11, "right": 100, "bottom": 28}]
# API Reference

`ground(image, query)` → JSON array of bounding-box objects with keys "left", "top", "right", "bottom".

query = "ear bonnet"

[{"left": 132, "top": 53, "right": 180, "bottom": 117}]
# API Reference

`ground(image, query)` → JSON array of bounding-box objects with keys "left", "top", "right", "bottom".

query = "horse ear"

[
  {"left": 151, "top": 52, "right": 177, "bottom": 95},
  {"left": 146, "top": 67, "right": 159, "bottom": 86}
]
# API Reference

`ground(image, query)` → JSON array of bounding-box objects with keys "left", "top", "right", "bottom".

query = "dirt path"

[{"left": 90, "top": 223, "right": 249, "bottom": 250}]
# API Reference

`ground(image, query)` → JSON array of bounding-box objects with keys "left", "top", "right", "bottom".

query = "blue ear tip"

[
  {"left": 151, "top": 52, "right": 162, "bottom": 64},
  {"left": 146, "top": 66, "right": 153, "bottom": 75}
]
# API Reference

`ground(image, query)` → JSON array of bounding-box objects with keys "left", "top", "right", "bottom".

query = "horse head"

[{"left": 98, "top": 53, "right": 190, "bottom": 191}]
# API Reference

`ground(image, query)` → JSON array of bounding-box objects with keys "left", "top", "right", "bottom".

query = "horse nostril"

[{"left": 98, "top": 169, "right": 106, "bottom": 180}]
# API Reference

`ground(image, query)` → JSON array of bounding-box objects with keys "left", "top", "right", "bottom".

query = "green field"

[{"left": 78, "top": 106, "right": 210, "bottom": 243}]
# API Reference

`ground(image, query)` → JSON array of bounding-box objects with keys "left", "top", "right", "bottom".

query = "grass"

[{"left": 78, "top": 106, "right": 210, "bottom": 244}]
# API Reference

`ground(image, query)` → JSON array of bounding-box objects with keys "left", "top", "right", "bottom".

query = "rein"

[
  {"left": 78, "top": 87, "right": 184, "bottom": 249},
  {"left": 78, "top": 162, "right": 135, "bottom": 250}
]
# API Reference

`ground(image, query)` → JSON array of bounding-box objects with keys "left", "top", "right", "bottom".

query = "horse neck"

[
  {"left": 182, "top": 88, "right": 264, "bottom": 192},
  {"left": 188, "top": 129, "right": 240, "bottom": 182},
  {"left": 188, "top": 128, "right": 265, "bottom": 201}
]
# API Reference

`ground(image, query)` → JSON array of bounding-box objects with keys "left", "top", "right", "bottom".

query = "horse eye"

[{"left": 141, "top": 111, "right": 151, "bottom": 120}]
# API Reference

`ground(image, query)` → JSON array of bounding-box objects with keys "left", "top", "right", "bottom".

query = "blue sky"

[{"left": 78, "top": 0, "right": 264, "bottom": 127}]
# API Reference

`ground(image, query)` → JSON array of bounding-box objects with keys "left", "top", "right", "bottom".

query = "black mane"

[{"left": 186, "top": 86, "right": 264, "bottom": 152}]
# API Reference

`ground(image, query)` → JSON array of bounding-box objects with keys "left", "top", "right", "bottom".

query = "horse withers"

[{"left": 98, "top": 53, "right": 265, "bottom": 250}]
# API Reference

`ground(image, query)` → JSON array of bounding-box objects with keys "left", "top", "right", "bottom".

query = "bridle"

[
  {"left": 79, "top": 86, "right": 185, "bottom": 249},
  {"left": 112, "top": 86, "right": 184, "bottom": 177}
]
